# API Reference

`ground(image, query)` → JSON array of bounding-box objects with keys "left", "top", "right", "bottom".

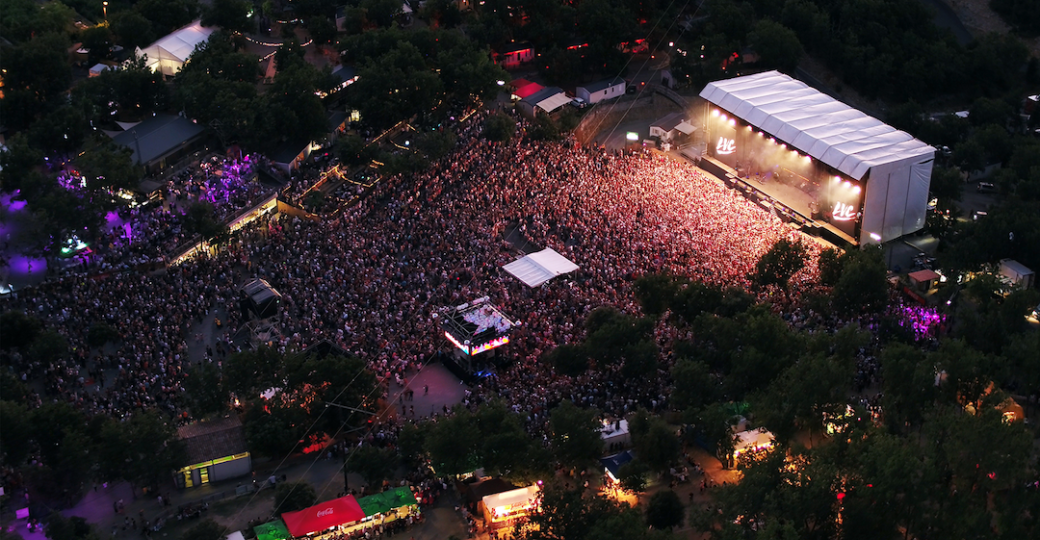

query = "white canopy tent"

[
  {"left": 226, "top": 532, "right": 246, "bottom": 540},
  {"left": 537, "top": 93, "right": 573, "bottom": 114},
  {"left": 700, "top": 71, "right": 935, "bottom": 244},
  {"left": 502, "top": 248, "right": 579, "bottom": 287},
  {"left": 482, "top": 485, "right": 541, "bottom": 514},
  {"left": 136, "top": 21, "right": 215, "bottom": 76}
]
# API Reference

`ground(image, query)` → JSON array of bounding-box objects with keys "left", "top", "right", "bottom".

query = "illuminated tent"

[
  {"left": 281, "top": 496, "right": 365, "bottom": 537},
  {"left": 135, "top": 21, "right": 215, "bottom": 76},
  {"left": 502, "top": 248, "right": 579, "bottom": 287},
  {"left": 700, "top": 71, "right": 934, "bottom": 243}
]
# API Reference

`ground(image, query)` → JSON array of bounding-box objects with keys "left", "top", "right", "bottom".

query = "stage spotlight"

[
  {"left": 842, "top": 181, "right": 851, "bottom": 188},
  {"left": 853, "top": 186, "right": 861, "bottom": 194},
  {"left": 720, "top": 114, "right": 727, "bottom": 121},
  {"left": 833, "top": 176, "right": 841, "bottom": 183},
  {"left": 711, "top": 109, "right": 719, "bottom": 117},
  {"left": 804, "top": 155, "right": 811, "bottom": 162},
  {"left": 728, "top": 119, "right": 736, "bottom": 126}
]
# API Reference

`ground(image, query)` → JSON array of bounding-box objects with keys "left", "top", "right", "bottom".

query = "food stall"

[
  {"left": 357, "top": 486, "right": 419, "bottom": 524},
  {"left": 281, "top": 496, "right": 366, "bottom": 538},
  {"left": 254, "top": 520, "right": 290, "bottom": 540},
  {"left": 480, "top": 485, "right": 541, "bottom": 531}
]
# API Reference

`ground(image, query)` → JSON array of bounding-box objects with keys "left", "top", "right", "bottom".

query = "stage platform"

[{"left": 698, "top": 156, "right": 857, "bottom": 247}]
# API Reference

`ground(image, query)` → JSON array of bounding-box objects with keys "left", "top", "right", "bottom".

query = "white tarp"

[
  {"left": 700, "top": 70, "right": 935, "bottom": 243},
  {"left": 136, "top": 20, "right": 214, "bottom": 76},
  {"left": 503, "top": 248, "right": 579, "bottom": 287},
  {"left": 675, "top": 121, "right": 697, "bottom": 135},
  {"left": 537, "top": 93, "right": 572, "bottom": 114}
]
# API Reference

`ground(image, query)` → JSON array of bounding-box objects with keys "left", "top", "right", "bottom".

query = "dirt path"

[{"left": 942, "top": 0, "right": 1040, "bottom": 57}]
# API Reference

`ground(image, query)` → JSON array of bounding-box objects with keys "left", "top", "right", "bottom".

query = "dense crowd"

[{"left": 4, "top": 111, "right": 842, "bottom": 439}]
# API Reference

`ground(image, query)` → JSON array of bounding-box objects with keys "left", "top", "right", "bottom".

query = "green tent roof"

[
  {"left": 254, "top": 519, "right": 290, "bottom": 540},
  {"left": 357, "top": 487, "right": 418, "bottom": 517}
]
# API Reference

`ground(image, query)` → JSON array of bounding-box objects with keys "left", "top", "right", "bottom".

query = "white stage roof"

[
  {"left": 700, "top": 71, "right": 934, "bottom": 181},
  {"left": 502, "top": 248, "right": 579, "bottom": 287}
]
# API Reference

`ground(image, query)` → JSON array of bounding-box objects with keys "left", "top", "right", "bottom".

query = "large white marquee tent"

[
  {"left": 136, "top": 21, "right": 215, "bottom": 77},
  {"left": 700, "top": 71, "right": 935, "bottom": 244}
]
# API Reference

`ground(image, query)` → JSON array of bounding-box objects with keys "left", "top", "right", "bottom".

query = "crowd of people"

[{"left": 2, "top": 109, "right": 909, "bottom": 505}]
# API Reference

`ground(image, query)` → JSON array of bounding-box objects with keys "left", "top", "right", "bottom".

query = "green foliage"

[
  {"left": 483, "top": 113, "right": 516, "bottom": 142},
  {"left": 646, "top": 490, "right": 685, "bottom": 530},
  {"left": 0, "top": 310, "right": 42, "bottom": 350},
  {"left": 544, "top": 344, "right": 590, "bottom": 377},
  {"left": 0, "top": 32, "right": 73, "bottom": 131},
  {"left": 347, "top": 445, "right": 398, "bottom": 486},
  {"left": 414, "top": 129, "right": 458, "bottom": 162},
  {"left": 530, "top": 115, "right": 562, "bottom": 141},
  {"left": 631, "top": 416, "right": 680, "bottom": 474},
  {"left": 617, "top": 460, "right": 650, "bottom": 492},
  {"left": 0, "top": 401, "right": 33, "bottom": 465},
  {"left": 202, "top": 0, "right": 252, "bottom": 33},
  {"left": 335, "top": 134, "right": 377, "bottom": 167},
  {"left": 670, "top": 359, "right": 716, "bottom": 411},
  {"left": 185, "top": 361, "right": 227, "bottom": 419},
  {"left": 817, "top": 248, "right": 843, "bottom": 287},
  {"left": 633, "top": 273, "right": 681, "bottom": 317},
  {"left": 135, "top": 0, "right": 200, "bottom": 35},
  {"left": 308, "top": 15, "right": 337, "bottom": 48},
  {"left": 275, "top": 482, "right": 318, "bottom": 514},
  {"left": 549, "top": 400, "right": 602, "bottom": 470},
  {"left": 109, "top": 10, "right": 156, "bottom": 50},
  {"left": 831, "top": 247, "right": 889, "bottom": 315},
  {"left": 86, "top": 322, "right": 120, "bottom": 348},
  {"left": 425, "top": 408, "right": 481, "bottom": 475},
  {"left": 183, "top": 201, "right": 227, "bottom": 241},
  {"left": 750, "top": 237, "right": 808, "bottom": 289},
  {"left": 991, "top": 0, "right": 1040, "bottom": 34},
  {"left": 45, "top": 514, "right": 101, "bottom": 540},
  {"left": 28, "top": 330, "right": 69, "bottom": 365},
  {"left": 97, "top": 410, "right": 187, "bottom": 489},
  {"left": 1, "top": 0, "right": 74, "bottom": 43},
  {"left": 514, "top": 482, "right": 673, "bottom": 540},
  {"left": 76, "top": 141, "right": 140, "bottom": 192},
  {"left": 180, "top": 519, "right": 225, "bottom": 540},
  {"left": 940, "top": 200, "right": 1040, "bottom": 274},
  {"left": 583, "top": 307, "right": 658, "bottom": 378},
  {"left": 244, "top": 401, "right": 310, "bottom": 458},
  {"left": 747, "top": 20, "right": 803, "bottom": 72}
]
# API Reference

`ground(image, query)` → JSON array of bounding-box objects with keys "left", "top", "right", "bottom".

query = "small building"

[
  {"left": 136, "top": 20, "right": 215, "bottom": 77},
  {"left": 271, "top": 139, "right": 317, "bottom": 173},
  {"left": 649, "top": 112, "right": 696, "bottom": 143},
  {"left": 600, "top": 418, "right": 630, "bottom": 450},
  {"left": 576, "top": 77, "right": 626, "bottom": 104},
  {"left": 732, "top": 428, "right": 774, "bottom": 460},
  {"left": 999, "top": 259, "right": 1034, "bottom": 289},
  {"left": 175, "top": 416, "right": 251, "bottom": 488},
  {"left": 518, "top": 87, "right": 570, "bottom": 117},
  {"left": 908, "top": 269, "right": 940, "bottom": 291},
  {"left": 110, "top": 114, "right": 207, "bottom": 174},
  {"left": 89, "top": 63, "right": 114, "bottom": 77},
  {"left": 509, "top": 79, "right": 544, "bottom": 102},
  {"left": 600, "top": 450, "right": 635, "bottom": 483},
  {"left": 497, "top": 43, "right": 535, "bottom": 69}
]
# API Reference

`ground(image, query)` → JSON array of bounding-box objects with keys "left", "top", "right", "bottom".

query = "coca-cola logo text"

[{"left": 317, "top": 508, "right": 334, "bottom": 517}]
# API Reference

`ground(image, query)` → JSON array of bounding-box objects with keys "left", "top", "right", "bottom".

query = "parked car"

[
  {"left": 977, "top": 182, "right": 996, "bottom": 193},
  {"left": 570, "top": 97, "right": 587, "bottom": 109}
]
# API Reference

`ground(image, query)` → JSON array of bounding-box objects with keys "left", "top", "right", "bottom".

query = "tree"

[
  {"left": 0, "top": 310, "right": 42, "bottom": 350},
  {"left": 335, "top": 134, "right": 377, "bottom": 167},
  {"left": 28, "top": 330, "right": 68, "bottom": 365},
  {"left": 352, "top": 41, "right": 444, "bottom": 129},
  {"left": 347, "top": 445, "right": 398, "bottom": 486},
  {"left": 180, "top": 519, "right": 224, "bottom": 540},
  {"left": 308, "top": 15, "right": 337, "bottom": 48},
  {"left": 483, "top": 113, "right": 515, "bottom": 142},
  {"left": 79, "top": 25, "right": 113, "bottom": 64},
  {"left": 97, "top": 411, "right": 187, "bottom": 490},
  {"left": 0, "top": 32, "right": 74, "bottom": 130},
  {"left": 751, "top": 237, "right": 808, "bottom": 289},
  {"left": 290, "top": 353, "right": 380, "bottom": 435},
  {"left": 86, "top": 322, "right": 120, "bottom": 348},
  {"left": 617, "top": 460, "right": 650, "bottom": 492},
  {"left": 275, "top": 482, "right": 317, "bottom": 513},
  {"left": 0, "top": 401, "right": 33, "bottom": 465},
  {"left": 362, "top": 0, "right": 403, "bottom": 28},
  {"left": 630, "top": 413, "right": 680, "bottom": 475},
  {"left": 670, "top": 359, "right": 716, "bottom": 411},
  {"left": 549, "top": 400, "right": 602, "bottom": 470},
  {"left": 832, "top": 248, "right": 889, "bottom": 314},
  {"left": 817, "top": 247, "right": 843, "bottom": 286},
  {"left": 544, "top": 344, "right": 590, "bottom": 377},
  {"left": 185, "top": 361, "right": 227, "bottom": 418},
  {"left": 415, "top": 129, "right": 458, "bottom": 162},
  {"left": 182, "top": 201, "right": 227, "bottom": 241},
  {"left": 633, "top": 273, "right": 681, "bottom": 317},
  {"left": 76, "top": 142, "right": 140, "bottom": 192},
  {"left": 748, "top": 20, "right": 803, "bottom": 72},
  {"left": 425, "top": 409, "right": 481, "bottom": 475},
  {"left": 223, "top": 346, "right": 284, "bottom": 397},
  {"left": 45, "top": 514, "right": 101, "bottom": 540},
  {"left": 202, "top": 0, "right": 252, "bottom": 33},
  {"left": 646, "top": 490, "right": 684, "bottom": 530},
  {"left": 136, "top": 0, "right": 200, "bottom": 35},
  {"left": 110, "top": 9, "right": 155, "bottom": 50},
  {"left": 244, "top": 401, "right": 310, "bottom": 458}
]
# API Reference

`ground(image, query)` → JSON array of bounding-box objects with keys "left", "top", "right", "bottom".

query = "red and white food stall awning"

[{"left": 281, "top": 496, "right": 366, "bottom": 537}]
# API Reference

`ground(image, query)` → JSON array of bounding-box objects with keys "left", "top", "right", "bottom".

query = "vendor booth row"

[{"left": 252, "top": 487, "right": 418, "bottom": 540}]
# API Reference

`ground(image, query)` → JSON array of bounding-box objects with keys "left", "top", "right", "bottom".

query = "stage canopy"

[
  {"left": 503, "top": 248, "right": 579, "bottom": 287},
  {"left": 136, "top": 20, "right": 215, "bottom": 76},
  {"left": 700, "top": 71, "right": 934, "bottom": 243},
  {"left": 281, "top": 496, "right": 365, "bottom": 537}
]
